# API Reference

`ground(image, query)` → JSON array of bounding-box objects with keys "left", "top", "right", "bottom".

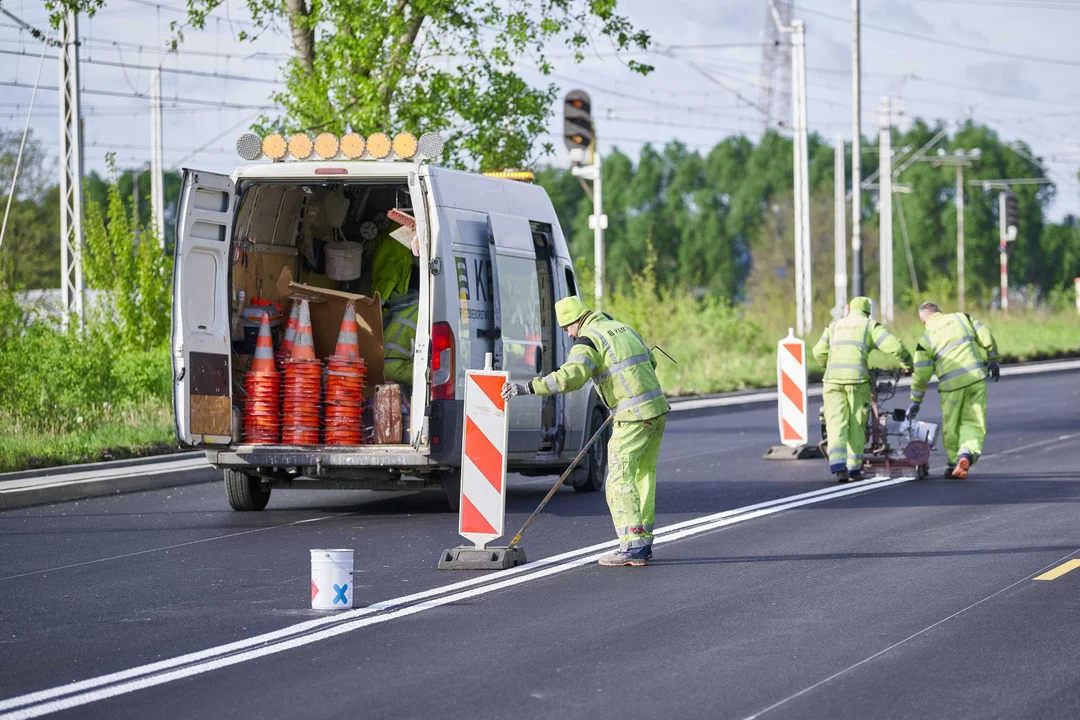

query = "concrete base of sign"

[
  {"left": 437, "top": 545, "right": 528, "bottom": 571},
  {"left": 762, "top": 444, "right": 824, "bottom": 460}
]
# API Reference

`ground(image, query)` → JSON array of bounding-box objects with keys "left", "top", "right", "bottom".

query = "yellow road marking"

[{"left": 1035, "top": 559, "right": 1080, "bottom": 581}]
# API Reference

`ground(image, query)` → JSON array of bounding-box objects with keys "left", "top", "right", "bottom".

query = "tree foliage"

[{"left": 539, "top": 120, "right": 1080, "bottom": 316}]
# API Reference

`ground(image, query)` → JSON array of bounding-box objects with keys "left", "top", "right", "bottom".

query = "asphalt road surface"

[{"left": 2, "top": 369, "right": 1079, "bottom": 719}]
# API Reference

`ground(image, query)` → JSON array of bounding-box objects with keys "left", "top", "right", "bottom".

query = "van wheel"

[
  {"left": 224, "top": 469, "right": 271, "bottom": 511},
  {"left": 574, "top": 408, "right": 610, "bottom": 493},
  {"left": 439, "top": 469, "right": 461, "bottom": 511}
]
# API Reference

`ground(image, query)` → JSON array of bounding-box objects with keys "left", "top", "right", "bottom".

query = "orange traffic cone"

[
  {"left": 275, "top": 301, "right": 300, "bottom": 368},
  {"left": 244, "top": 312, "right": 281, "bottom": 444},
  {"left": 283, "top": 299, "right": 322, "bottom": 445},
  {"left": 324, "top": 301, "right": 367, "bottom": 446},
  {"left": 289, "top": 299, "right": 317, "bottom": 361}
]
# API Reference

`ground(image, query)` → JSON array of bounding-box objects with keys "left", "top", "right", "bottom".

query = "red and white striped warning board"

[
  {"left": 777, "top": 329, "right": 808, "bottom": 448},
  {"left": 458, "top": 370, "right": 510, "bottom": 548}
]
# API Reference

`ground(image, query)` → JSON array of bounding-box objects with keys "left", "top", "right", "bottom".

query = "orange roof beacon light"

[
  {"left": 340, "top": 133, "right": 366, "bottom": 159},
  {"left": 482, "top": 170, "right": 535, "bottom": 182},
  {"left": 236, "top": 133, "right": 263, "bottom": 161},
  {"left": 366, "top": 132, "right": 392, "bottom": 159},
  {"left": 392, "top": 132, "right": 418, "bottom": 159},
  {"left": 262, "top": 133, "right": 287, "bottom": 161},
  {"left": 288, "top": 133, "right": 314, "bottom": 159},
  {"left": 314, "top": 133, "right": 340, "bottom": 159}
]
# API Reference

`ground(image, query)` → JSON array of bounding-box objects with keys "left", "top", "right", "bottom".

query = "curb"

[
  {"left": 0, "top": 456, "right": 217, "bottom": 511},
  {"left": 3, "top": 357, "right": 1077, "bottom": 512}
]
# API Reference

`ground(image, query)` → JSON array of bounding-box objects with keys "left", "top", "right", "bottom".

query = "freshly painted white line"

[
  {"left": 0, "top": 458, "right": 211, "bottom": 492},
  {"left": 0, "top": 477, "right": 904, "bottom": 717}
]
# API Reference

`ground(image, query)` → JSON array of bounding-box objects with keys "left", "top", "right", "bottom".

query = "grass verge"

[{"left": 0, "top": 402, "right": 175, "bottom": 474}]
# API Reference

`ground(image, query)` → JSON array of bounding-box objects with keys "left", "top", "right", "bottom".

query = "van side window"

[{"left": 565, "top": 268, "right": 577, "bottom": 296}]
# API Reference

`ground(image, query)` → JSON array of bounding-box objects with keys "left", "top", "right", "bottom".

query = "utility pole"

[
  {"left": 978, "top": 181, "right": 1043, "bottom": 312},
  {"left": 833, "top": 134, "right": 847, "bottom": 318},
  {"left": 769, "top": 1, "right": 812, "bottom": 335},
  {"left": 927, "top": 148, "right": 981, "bottom": 312},
  {"left": 586, "top": 152, "right": 606, "bottom": 311},
  {"left": 150, "top": 69, "right": 166, "bottom": 247},
  {"left": 878, "top": 97, "right": 893, "bottom": 323},
  {"left": 58, "top": 11, "right": 85, "bottom": 329},
  {"left": 850, "top": 0, "right": 863, "bottom": 298}
]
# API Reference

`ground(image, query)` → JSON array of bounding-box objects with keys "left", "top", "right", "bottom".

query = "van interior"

[{"left": 228, "top": 180, "right": 421, "bottom": 447}]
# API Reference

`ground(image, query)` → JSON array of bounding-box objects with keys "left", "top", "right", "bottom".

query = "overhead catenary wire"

[
  {"left": 0, "top": 47, "right": 281, "bottom": 84},
  {"left": 0, "top": 80, "right": 278, "bottom": 110},
  {"left": 0, "top": 26, "right": 52, "bottom": 253}
]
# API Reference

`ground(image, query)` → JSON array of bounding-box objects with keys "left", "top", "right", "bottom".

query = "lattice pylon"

[{"left": 58, "top": 12, "right": 85, "bottom": 328}]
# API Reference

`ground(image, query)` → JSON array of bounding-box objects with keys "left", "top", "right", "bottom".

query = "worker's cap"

[
  {"left": 555, "top": 296, "right": 590, "bottom": 327},
  {"left": 849, "top": 296, "right": 873, "bottom": 317}
]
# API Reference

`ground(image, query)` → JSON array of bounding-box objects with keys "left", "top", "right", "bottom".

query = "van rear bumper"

[{"left": 206, "top": 444, "right": 438, "bottom": 470}]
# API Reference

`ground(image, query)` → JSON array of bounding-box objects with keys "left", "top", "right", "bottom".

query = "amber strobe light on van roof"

[
  {"left": 483, "top": 170, "right": 535, "bottom": 182},
  {"left": 235, "top": 131, "right": 444, "bottom": 162}
]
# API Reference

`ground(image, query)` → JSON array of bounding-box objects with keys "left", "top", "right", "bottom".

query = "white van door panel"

[
  {"left": 486, "top": 212, "right": 543, "bottom": 454},
  {"left": 172, "top": 169, "right": 234, "bottom": 447}
]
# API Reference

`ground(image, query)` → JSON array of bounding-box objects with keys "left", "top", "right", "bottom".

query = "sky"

[{"left": 2, "top": 0, "right": 1079, "bottom": 220}]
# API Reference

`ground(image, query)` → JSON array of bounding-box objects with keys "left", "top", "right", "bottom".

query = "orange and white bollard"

[{"left": 763, "top": 328, "right": 822, "bottom": 460}]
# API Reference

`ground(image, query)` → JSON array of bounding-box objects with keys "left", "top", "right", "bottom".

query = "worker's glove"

[
  {"left": 501, "top": 381, "right": 533, "bottom": 400},
  {"left": 906, "top": 402, "right": 921, "bottom": 421},
  {"left": 988, "top": 362, "right": 1000, "bottom": 382},
  {"left": 900, "top": 367, "right": 913, "bottom": 377}
]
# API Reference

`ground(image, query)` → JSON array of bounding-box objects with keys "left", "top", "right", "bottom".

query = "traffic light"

[
  {"left": 563, "top": 89, "right": 593, "bottom": 155},
  {"left": 1004, "top": 191, "right": 1019, "bottom": 234}
]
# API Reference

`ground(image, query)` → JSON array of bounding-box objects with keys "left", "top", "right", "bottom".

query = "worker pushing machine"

[
  {"left": 502, "top": 296, "right": 669, "bottom": 567},
  {"left": 907, "top": 301, "right": 999, "bottom": 479},
  {"left": 813, "top": 297, "right": 913, "bottom": 483}
]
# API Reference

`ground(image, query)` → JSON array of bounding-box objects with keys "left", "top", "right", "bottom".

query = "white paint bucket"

[{"left": 310, "top": 549, "right": 354, "bottom": 610}]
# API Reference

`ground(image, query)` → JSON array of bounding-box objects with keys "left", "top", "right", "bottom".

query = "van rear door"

[
  {"left": 172, "top": 169, "right": 235, "bottom": 447},
  {"left": 486, "top": 212, "right": 543, "bottom": 454}
]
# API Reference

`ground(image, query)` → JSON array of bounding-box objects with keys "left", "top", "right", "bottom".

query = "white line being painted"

[{"left": 0, "top": 477, "right": 910, "bottom": 719}]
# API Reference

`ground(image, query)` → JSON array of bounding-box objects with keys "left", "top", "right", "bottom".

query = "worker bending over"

[
  {"left": 907, "top": 301, "right": 999, "bottom": 479},
  {"left": 813, "top": 297, "right": 912, "bottom": 483},
  {"left": 502, "top": 296, "right": 669, "bottom": 567}
]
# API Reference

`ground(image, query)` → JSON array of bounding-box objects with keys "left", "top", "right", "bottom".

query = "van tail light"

[{"left": 431, "top": 321, "right": 455, "bottom": 400}]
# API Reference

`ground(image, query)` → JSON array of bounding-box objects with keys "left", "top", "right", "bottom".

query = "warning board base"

[
  {"left": 437, "top": 545, "right": 528, "bottom": 571},
  {"left": 762, "top": 444, "right": 825, "bottom": 461}
]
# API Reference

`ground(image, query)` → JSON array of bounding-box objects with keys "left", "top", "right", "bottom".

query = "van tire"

[
  {"left": 440, "top": 470, "right": 461, "bottom": 511},
  {"left": 574, "top": 408, "right": 609, "bottom": 493},
  {"left": 224, "top": 469, "right": 271, "bottom": 511}
]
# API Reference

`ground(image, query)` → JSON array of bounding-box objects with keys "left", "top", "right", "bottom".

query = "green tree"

[{"left": 0, "top": 130, "right": 60, "bottom": 289}]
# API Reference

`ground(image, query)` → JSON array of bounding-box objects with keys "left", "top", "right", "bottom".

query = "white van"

[{"left": 171, "top": 136, "right": 609, "bottom": 510}]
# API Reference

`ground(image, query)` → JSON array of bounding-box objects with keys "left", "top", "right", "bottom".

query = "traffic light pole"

[
  {"left": 998, "top": 191, "right": 1009, "bottom": 313},
  {"left": 591, "top": 153, "right": 605, "bottom": 311}
]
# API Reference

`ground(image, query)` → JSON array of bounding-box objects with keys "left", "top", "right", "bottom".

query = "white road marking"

[{"left": 0, "top": 477, "right": 908, "bottom": 719}]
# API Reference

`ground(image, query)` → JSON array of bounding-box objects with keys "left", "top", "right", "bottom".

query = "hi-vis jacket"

[
  {"left": 383, "top": 300, "right": 418, "bottom": 384},
  {"left": 910, "top": 312, "right": 998, "bottom": 402},
  {"left": 529, "top": 312, "right": 670, "bottom": 422},
  {"left": 812, "top": 312, "right": 912, "bottom": 384}
]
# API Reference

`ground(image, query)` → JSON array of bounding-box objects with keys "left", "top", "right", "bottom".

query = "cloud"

[
  {"left": 964, "top": 61, "right": 1041, "bottom": 101},
  {"left": 874, "top": 1, "right": 934, "bottom": 34}
]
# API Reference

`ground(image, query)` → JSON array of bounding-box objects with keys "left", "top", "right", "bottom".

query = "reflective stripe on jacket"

[
  {"left": 383, "top": 301, "right": 418, "bottom": 383},
  {"left": 812, "top": 312, "right": 912, "bottom": 385},
  {"left": 911, "top": 312, "right": 998, "bottom": 400},
  {"left": 529, "top": 312, "right": 670, "bottom": 422}
]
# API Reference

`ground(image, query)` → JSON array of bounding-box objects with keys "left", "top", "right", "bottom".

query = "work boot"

[
  {"left": 646, "top": 545, "right": 653, "bottom": 560},
  {"left": 951, "top": 457, "right": 972, "bottom": 479},
  {"left": 598, "top": 548, "right": 649, "bottom": 567},
  {"left": 848, "top": 470, "right": 863, "bottom": 482},
  {"left": 943, "top": 465, "right": 956, "bottom": 479},
  {"left": 834, "top": 469, "right": 850, "bottom": 484}
]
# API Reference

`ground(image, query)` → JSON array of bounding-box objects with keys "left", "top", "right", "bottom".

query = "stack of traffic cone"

[
  {"left": 243, "top": 313, "right": 281, "bottom": 444},
  {"left": 281, "top": 300, "right": 322, "bottom": 445},
  {"left": 323, "top": 302, "right": 367, "bottom": 445},
  {"left": 275, "top": 302, "right": 300, "bottom": 370}
]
